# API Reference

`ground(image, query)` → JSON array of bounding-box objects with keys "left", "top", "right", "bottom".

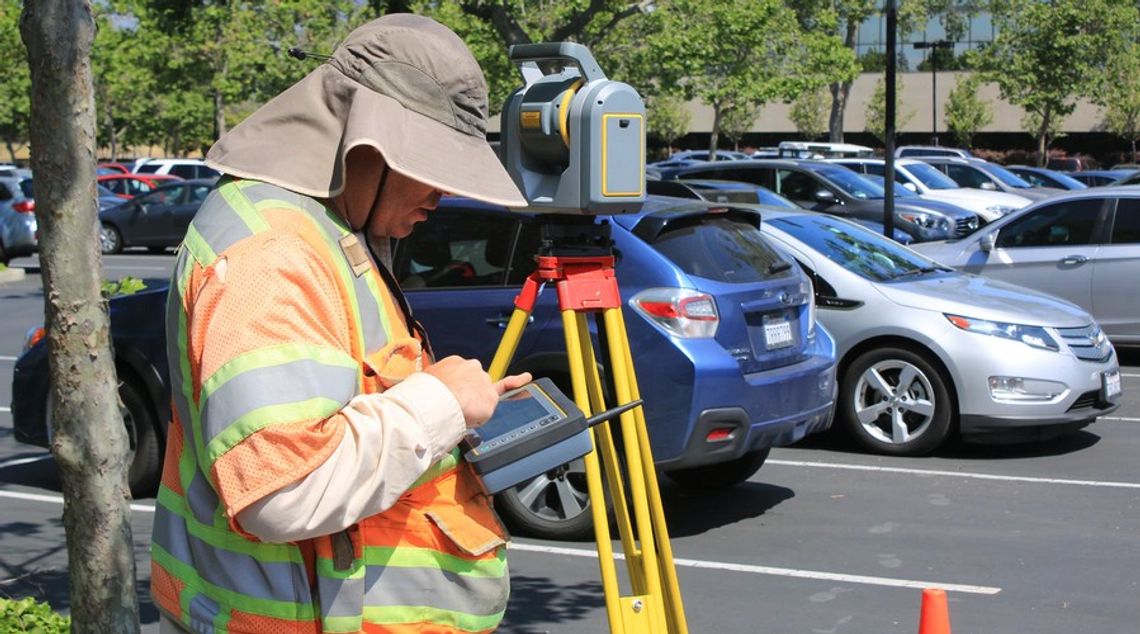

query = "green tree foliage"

[
  {"left": 969, "top": 0, "right": 1138, "bottom": 165},
  {"left": 650, "top": 0, "right": 854, "bottom": 159},
  {"left": 791, "top": 87, "right": 829, "bottom": 141},
  {"left": 647, "top": 94, "right": 691, "bottom": 155},
  {"left": 864, "top": 75, "right": 913, "bottom": 144},
  {"left": 1095, "top": 34, "right": 1140, "bottom": 163},
  {"left": 719, "top": 103, "right": 759, "bottom": 151},
  {"left": 943, "top": 74, "right": 992, "bottom": 148},
  {"left": 0, "top": 597, "right": 70, "bottom": 633},
  {"left": 0, "top": 0, "right": 30, "bottom": 162}
]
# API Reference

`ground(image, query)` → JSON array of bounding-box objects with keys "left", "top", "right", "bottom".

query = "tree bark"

[
  {"left": 19, "top": 2, "right": 140, "bottom": 632},
  {"left": 707, "top": 103, "right": 723, "bottom": 160},
  {"left": 1036, "top": 105, "right": 1051, "bottom": 166},
  {"left": 828, "top": 19, "right": 860, "bottom": 143}
]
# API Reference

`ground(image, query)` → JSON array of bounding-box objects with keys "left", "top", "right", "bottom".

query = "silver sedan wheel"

[
  {"left": 852, "top": 359, "right": 937, "bottom": 445},
  {"left": 99, "top": 224, "right": 121, "bottom": 254},
  {"left": 511, "top": 459, "right": 590, "bottom": 522}
]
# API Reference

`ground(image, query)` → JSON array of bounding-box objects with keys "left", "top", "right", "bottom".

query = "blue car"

[
  {"left": 12, "top": 195, "right": 838, "bottom": 539},
  {"left": 1006, "top": 165, "right": 1088, "bottom": 191}
]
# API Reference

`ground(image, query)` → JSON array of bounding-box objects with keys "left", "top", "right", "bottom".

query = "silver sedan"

[
  {"left": 758, "top": 209, "right": 1121, "bottom": 456},
  {"left": 911, "top": 186, "right": 1140, "bottom": 347}
]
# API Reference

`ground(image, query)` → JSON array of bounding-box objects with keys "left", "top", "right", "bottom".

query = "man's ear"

[{"left": 338, "top": 146, "right": 388, "bottom": 230}]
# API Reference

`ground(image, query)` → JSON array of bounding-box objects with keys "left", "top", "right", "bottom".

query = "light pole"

[{"left": 913, "top": 40, "right": 954, "bottom": 146}]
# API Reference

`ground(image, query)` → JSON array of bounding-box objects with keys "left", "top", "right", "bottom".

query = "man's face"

[{"left": 368, "top": 169, "right": 444, "bottom": 240}]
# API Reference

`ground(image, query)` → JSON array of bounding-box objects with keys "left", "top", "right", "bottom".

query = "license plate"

[
  {"left": 1103, "top": 370, "right": 1122, "bottom": 400},
  {"left": 763, "top": 318, "right": 794, "bottom": 349}
]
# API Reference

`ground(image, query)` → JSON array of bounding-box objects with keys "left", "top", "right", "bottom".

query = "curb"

[{"left": 0, "top": 267, "right": 27, "bottom": 284}]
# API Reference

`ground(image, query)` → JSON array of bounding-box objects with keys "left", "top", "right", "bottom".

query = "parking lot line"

[
  {"left": 1104, "top": 416, "right": 1140, "bottom": 422},
  {"left": 507, "top": 543, "right": 1001, "bottom": 595},
  {"left": 767, "top": 459, "right": 1140, "bottom": 489},
  {"left": 0, "top": 488, "right": 1002, "bottom": 597},
  {"left": 0, "top": 355, "right": 16, "bottom": 361},
  {"left": 0, "top": 406, "right": 9, "bottom": 413},
  {"left": 0, "top": 454, "right": 51, "bottom": 469}
]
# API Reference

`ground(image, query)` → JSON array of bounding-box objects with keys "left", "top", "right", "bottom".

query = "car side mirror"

[
  {"left": 902, "top": 182, "right": 918, "bottom": 192},
  {"left": 814, "top": 190, "right": 837, "bottom": 205},
  {"left": 980, "top": 232, "right": 997, "bottom": 252},
  {"left": 979, "top": 182, "right": 998, "bottom": 191}
]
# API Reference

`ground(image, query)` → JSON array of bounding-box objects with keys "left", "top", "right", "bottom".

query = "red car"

[{"left": 97, "top": 173, "right": 182, "bottom": 199}]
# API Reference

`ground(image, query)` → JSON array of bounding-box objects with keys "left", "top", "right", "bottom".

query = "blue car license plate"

[{"left": 763, "top": 316, "right": 794, "bottom": 349}]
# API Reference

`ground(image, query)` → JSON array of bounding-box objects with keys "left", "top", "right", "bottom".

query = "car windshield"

[
  {"left": 903, "top": 162, "right": 960, "bottom": 190},
  {"left": 815, "top": 166, "right": 885, "bottom": 199},
  {"left": 650, "top": 214, "right": 795, "bottom": 283},
  {"left": 865, "top": 175, "right": 919, "bottom": 198},
  {"left": 980, "top": 163, "right": 1033, "bottom": 188},
  {"left": 767, "top": 215, "right": 946, "bottom": 282}
]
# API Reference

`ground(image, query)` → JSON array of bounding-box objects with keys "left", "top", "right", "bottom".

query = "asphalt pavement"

[{"left": 2, "top": 252, "right": 1139, "bottom": 633}]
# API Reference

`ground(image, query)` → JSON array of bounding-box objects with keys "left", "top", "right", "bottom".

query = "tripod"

[{"left": 487, "top": 219, "right": 688, "bottom": 633}]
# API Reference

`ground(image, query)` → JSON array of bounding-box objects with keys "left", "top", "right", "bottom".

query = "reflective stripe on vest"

[{"left": 153, "top": 179, "right": 505, "bottom": 633}]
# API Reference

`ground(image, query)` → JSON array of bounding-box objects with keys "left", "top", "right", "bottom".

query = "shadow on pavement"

[
  {"left": 500, "top": 574, "right": 604, "bottom": 633},
  {"left": 788, "top": 426, "right": 1102, "bottom": 460},
  {"left": 659, "top": 479, "right": 794, "bottom": 538}
]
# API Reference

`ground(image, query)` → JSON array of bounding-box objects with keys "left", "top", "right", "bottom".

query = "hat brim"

[{"left": 207, "top": 65, "right": 526, "bottom": 208}]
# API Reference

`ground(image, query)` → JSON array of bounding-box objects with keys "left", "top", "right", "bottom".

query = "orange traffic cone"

[{"left": 918, "top": 588, "right": 951, "bottom": 634}]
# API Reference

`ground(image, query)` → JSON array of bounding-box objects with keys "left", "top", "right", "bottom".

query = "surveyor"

[{"left": 150, "top": 14, "right": 530, "bottom": 632}]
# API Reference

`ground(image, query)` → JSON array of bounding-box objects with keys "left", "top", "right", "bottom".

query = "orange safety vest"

[{"left": 150, "top": 179, "right": 509, "bottom": 633}]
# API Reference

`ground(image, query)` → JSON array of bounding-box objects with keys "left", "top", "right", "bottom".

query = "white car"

[
  {"left": 830, "top": 157, "right": 1032, "bottom": 223},
  {"left": 131, "top": 158, "right": 220, "bottom": 180}
]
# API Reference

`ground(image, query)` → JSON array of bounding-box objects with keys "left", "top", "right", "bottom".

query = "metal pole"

[
  {"left": 931, "top": 52, "right": 937, "bottom": 146},
  {"left": 884, "top": 0, "right": 896, "bottom": 241}
]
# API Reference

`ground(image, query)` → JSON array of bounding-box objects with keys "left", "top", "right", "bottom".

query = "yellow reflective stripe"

[
  {"left": 352, "top": 605, "right": 505, "bottom": 632},
  {"left": 182, "top": 224, "right": 216, "bottom": 267},
  {"left": 218, "top": 181, "right": 269, "bottom": 234},
  {"left": 204, "top": 397, "right": 345, "bottom": 466},
  {"left": 201, "top": 344, "right": 356, "bottom": 402},
  {"left": 362, "top": 545, "right": 506, "bottom": 578},
  {"left": 153, "top": 544, "right": 317, "bottom": 621},
  {"left": 156, "top": 487, "right": 303, "bottom": 563}
]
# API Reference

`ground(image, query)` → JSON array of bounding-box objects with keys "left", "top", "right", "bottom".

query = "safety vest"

[{"left": 151, "top": 179, "right": 509, "bottom": 633}]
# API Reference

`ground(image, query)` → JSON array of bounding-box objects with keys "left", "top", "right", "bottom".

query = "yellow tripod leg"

[
  {"left": 615, "top": 310, "right": 689, "bottom": 634},
  {"left": 561, "top": 310, "right": 630, "bottom": 631},
  {"left": 488, "top": 307, "right": 532, "bottom": 381}
]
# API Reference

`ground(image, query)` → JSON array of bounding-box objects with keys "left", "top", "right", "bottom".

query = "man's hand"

[{"left": 424, "top": 356, "right": 532, "bottom": 428}]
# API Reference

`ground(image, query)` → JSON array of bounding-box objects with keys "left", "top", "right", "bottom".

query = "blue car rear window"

[{"left": 650, "top": 216, "right": 793, "bottom": 283}]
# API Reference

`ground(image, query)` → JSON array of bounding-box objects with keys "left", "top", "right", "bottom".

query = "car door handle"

[
  {"left": 1060, "top": 255, "right": 1088, "bottom": 265},
  {"left": 485, "top": 314, "right": 534, "bottom": 329}
]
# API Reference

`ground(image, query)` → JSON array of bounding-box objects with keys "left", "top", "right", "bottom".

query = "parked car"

[
  {"left": 98, "top": 173, "right": 182, "bottom": 199},
  {"left": 1046, "top": 156, "right": 1099, "bottom": 172},
  {"left": 918, "top": 156, "right": 1064, "bottom": 201},
  {"left": 1065, "top": 169, "right": 1136, "bottom": 187},
  {"left": 911, "top": 187, "right": 1140, "bottom": 347},
  {"left": 1109, "top": 170, "right": 1140, "bottom": 187},
  {"left": 1007, "top": 166, "right": 1088, "bottom": 191},
  {"left": 829, "top": 157, "right": 1031, "bottom": 223},
  {"left": 131, "top": 158, "right": 220, "bottom": 180},
  {"left": 647, "top": 177, "right": 914, "bottom": 243},
  {"left": 97, "top": 162, "right": 131, "bottom": 175},
  {"left": 99, "top": 178, "right": 216, "bottom": 254},
  {"left": 0, "top": 172, "right": 35, "bottom": 264},
  {"left": 662, "top": 159, "right": 979, "bottom": 242},
  {"left": 13, "top": 195, "right": 839, "bottom": 540},
  {"left": 759, "top": 209, "right": 1120, "bottom": 455},
  {"left": 895, "top": 145, "right": 974, "bottom": 159},
  {"left": 776, "top": 141, "right": 875, "bottom": 160}
]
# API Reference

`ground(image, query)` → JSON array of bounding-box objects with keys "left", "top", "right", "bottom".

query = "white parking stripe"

[
  {"left": 508, "top": 543, "right": 1001, "bottom": 595},
  {"left": 0, "top": 356, "right": 16, "bottom": 361},
  {"left": 0, "top": 454, "right": 51, "bottom": 469},
  {"left": 1104, "top": 416, "right": 1140, "bottom": 422},
  {"left": 0, "top": 489, "right": 154, "bottom": 514},
  {"left": 0, "top": 406, "right": 10, "bottom": 413},
  {"left": 103, "top": 266, "right": 169, "bottom": 272},
  {"left": 1122, "top": 373, "right": 1140, "bottom": 378},
  {"left": 767, "top": 459, "right": 1140, "bottom": 489},
  {"left": 0, "top": 488, "right": 1002, "bottom": 596}
]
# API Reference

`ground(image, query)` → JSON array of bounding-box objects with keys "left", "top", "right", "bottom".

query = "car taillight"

[
  {"left": 630, "top": 288, "right": 718, "bottom": 338},
  {"left": 23, "top": 325, "right": 45, "bottom": 353},
  {"left": 12, "top": 200, "right": 34, "bottom": 214}
]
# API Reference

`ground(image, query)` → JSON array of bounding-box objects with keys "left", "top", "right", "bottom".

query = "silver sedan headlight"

[{"left": 945, "top": 314, "right": 1060, "bottom": 351}]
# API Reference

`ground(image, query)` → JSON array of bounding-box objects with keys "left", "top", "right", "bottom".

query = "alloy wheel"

[{"left": 852, "top": 359, "right": 937, "bottom": 445}]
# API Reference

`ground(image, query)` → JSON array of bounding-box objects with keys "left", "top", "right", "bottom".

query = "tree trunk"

[
  {"left": 707, "top": 103, "right": 723, "bottom": 160},
  {"left": 4, "top": 139, "right": 16, "bottom": 164},
  {"left": 1036, "top": 106, "right": 1050, "bottom": 167},
  {"left": 214, "top": 86, "right": 226, "bottom": 140},
  {"left": 19, "top": 2, "right": 140, "bottom": 632},
  {"left": 828, "top": 80, "right": 851, "bottom": 143}
]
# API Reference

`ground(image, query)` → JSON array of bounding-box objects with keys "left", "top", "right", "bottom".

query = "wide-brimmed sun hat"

[{"left": 206, "top": 13, "right": 525, "bottom": 207}]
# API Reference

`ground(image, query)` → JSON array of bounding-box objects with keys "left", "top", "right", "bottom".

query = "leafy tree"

[
  {"left": 969, "top": 0, "right": 1138, "bottom": 165},
  {"left": 647, "top": 94, "right": 691, "bottom": 155},
  {"left": 1095, "top": 36, "right": 1140, "bottom": 163},
  {"left": 650, "top": 0, "right": 853, "bottom": 159},
  {"left": 0, "top": 0, "right": 29, "bottom": 163},
  {"left": 720, "top": 103, "right": 759, "bottom": 152},
  {"left": 21, "top": 0, "right": 140, "bottom": 631},
  {"left": 864, "top": 75, "right": 913, "bottom": 144},
  {"left": 943, "top": 74, "right": 992, "bottom": 148},
  {"left": 791, "top": 87, "right": 829, "bottom": 141}
]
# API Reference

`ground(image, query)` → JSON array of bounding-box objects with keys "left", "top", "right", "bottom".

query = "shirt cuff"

[{"left": 382, "top": 372, "right": 466, "bottom": 462}]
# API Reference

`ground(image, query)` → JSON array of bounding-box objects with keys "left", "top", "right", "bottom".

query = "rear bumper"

[{"left": 653, "top": 333, "right": 838, "bottom": 470}]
